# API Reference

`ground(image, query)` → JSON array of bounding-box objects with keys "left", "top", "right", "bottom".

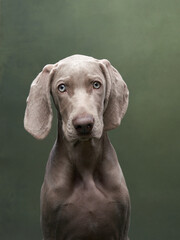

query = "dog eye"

[
  {"left": 93, "top": 81, "right": 101, "bottom": 89},
  {"left": 58, "top": 84, "right": 66, "bottom": 93}
]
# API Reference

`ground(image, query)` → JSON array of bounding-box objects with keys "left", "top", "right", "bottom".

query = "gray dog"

[{"left": 24, "top": 55, "right": 130, "bottom": 240}]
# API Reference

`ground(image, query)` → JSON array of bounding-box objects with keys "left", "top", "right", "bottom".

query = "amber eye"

[
  {"left": 58, "top": 84, "right": 66, "bottom": 92},
  {"left": 93, "top": 81, "right": 101, "bottom": 89}
]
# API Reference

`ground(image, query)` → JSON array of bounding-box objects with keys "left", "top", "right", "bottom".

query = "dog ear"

[
  {"left": 99, "top": 59, "right": 129, "bottom": 131},
  {"left": 24, "top": 64, "right": 56, "bottom": 139}
]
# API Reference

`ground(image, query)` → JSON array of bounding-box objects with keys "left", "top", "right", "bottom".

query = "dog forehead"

[{"left": 55, "top": 56, "right": 102, "bottom": 79}]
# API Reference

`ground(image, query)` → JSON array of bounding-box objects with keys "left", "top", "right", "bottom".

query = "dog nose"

[{"left": 73, "top": 115, "right": 94, "bottom": 135}]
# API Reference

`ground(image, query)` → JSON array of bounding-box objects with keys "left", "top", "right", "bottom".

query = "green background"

[{"left": 0, "top": 0, "right": 179, "bottom": 239}]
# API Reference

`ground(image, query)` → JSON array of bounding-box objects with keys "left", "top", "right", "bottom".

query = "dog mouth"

[
  {"left": 65, "top": 130, "right": 93, "bottom": 143},
  {"left": 77, "top": 132, "right": 92, "bottom": 141},
  {"left": 69, "top": 134, "right": 92, "bottom": 147}
]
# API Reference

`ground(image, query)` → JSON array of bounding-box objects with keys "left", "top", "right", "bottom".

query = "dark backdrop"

[{"left": 0, "top": 0, "right": 179, "bottom": 239}]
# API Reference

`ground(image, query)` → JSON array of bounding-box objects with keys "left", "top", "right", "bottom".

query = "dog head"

[{"left": 24, "top": 55, "right": 129, "bottom": 141}]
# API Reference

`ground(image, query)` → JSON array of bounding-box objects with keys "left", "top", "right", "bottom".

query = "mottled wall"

[{"left": 0, "top": 0, "right": 179, "bottom": 239}]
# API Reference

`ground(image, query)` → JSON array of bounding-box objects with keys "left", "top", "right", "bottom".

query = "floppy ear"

[
  {"left": 24, "top": 64, "right": 55, "bottom": 139},
  {"left": 99, "top": 59, "right": 129, "bottom": 131}
]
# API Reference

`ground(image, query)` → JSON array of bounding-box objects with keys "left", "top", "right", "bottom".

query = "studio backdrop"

[{"left": 0, "top": 0, "right": 179, "bottom": 239}]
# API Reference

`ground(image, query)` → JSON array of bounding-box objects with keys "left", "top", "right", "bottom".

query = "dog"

[{"left": 24, "top": 54, "right": 130, "bottom": 240}]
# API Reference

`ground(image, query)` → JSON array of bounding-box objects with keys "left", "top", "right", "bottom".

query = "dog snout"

[{"left": 73, "top": 115, "right": 94, "bottom": 135}]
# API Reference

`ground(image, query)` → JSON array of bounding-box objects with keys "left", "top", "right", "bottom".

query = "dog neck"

[{"left": 56, "top": 119, "right": 107, "bottom": 182}]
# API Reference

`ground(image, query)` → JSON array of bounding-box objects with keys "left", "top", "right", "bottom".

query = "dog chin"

[
  {"left": 66, "top": 134, "right": 100, "bottom": 143},
  {"left": 78, "top": 135, "right": 92, "bottom": 141},
  {"left": 70, "top": 133, "right": 92, "bottom": 142},
  {"left": 78, "top": 133, "right": 103, "bottom": 142},
  {"left": 64, "top": 133, "right": 90, "bottom": 143}
]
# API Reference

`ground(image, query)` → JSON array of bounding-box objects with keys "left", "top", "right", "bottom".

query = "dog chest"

[{"left": 55, "top": 186, "right": 127, "bottom": 240}]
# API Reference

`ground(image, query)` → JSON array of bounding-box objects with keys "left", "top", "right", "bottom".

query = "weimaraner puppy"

[{"left": 24, "top": 54, "right": 130, "bottom": 240}]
